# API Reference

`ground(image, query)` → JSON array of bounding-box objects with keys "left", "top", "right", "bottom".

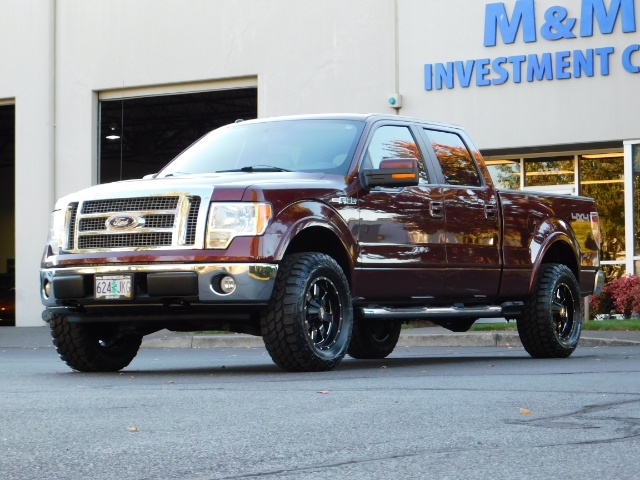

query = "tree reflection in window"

[
  {"left": 580, "top": 155, "right": 625, "bottom": 271},
  {"left": 425, "top": 129, "right": 481, "bottom": 187},
  {"left": 366, "top": 126, "right": 428, "bottom": 181},
  {"left": 486, "top": 160, "right": 520, "bottom": 190},
  {"left": 524, "top": 157, "right": 574, "bottom": 187}
]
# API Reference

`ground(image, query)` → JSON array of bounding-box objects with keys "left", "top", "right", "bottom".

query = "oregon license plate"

[{"left": 95, "top": 274, "right": 133, "bottom": 300}]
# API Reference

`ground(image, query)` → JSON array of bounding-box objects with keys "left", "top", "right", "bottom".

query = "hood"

[{"left": 54, "top": 171, "right": 342, "bottom": 209}]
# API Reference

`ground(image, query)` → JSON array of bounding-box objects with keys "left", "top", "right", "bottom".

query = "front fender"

[{"left": 264, "top": 200, "right": 356, "bottom": 264}]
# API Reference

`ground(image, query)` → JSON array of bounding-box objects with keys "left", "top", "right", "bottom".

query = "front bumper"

[{"left": 41, "top": 262, "right": 278, "bottom": 311}]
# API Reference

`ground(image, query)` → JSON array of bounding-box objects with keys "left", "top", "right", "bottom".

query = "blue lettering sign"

[
  {"left": 424, "top": 64, "right": 433, "bottom": 90},
  {"left": 541, "top": 6, "right": 577, "bottom": 40},
  {"left": 555, "top": 51, "right": 572, "bottom": 78},
  {"left": 492, "top": 57, "right": 510, "bottom": 84},
  {"left": 573, "top": 49, "right": 595, "bottom": 77},
  {"left": 580, "top": 0, "right": 636, "bottom": 37},
  {"left": 508, "top": 55, "right": 527, "bottom": 83},
  {"left": 424, "top": 0, "right": 638, "bottom": 92},
  {"left": 476, "top": 59, "right": 492, "bottom": 86},
  {"left": 595, "top": 46, "right": 615, "bottom": 74},
  {"left": 435, "top": 62, "right": 454, "bottom": 90},
  {"left": 622, "top": 44, "right": 640, "bottom": 72},
  {"left": 527, "top": 53, "right": 554, "bottom": 81},
  {"left": 455, "top": 60, "right": 475, "bottom": 87},
  {"left": 484, "top": 0, "right": 536, "bottom": 46}
]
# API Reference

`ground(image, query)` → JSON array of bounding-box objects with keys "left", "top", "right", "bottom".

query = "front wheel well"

[{"left": 283, "top": 226, "right": 352, "bottom": 285}]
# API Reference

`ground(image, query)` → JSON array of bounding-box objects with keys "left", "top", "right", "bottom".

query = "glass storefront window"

[
  {"left": 485, "top": 159, "right": 520, "bottom": 190},
  {"left": 580, "top": 154, "right": 625, "bottom": 265},
  {"left": 524, "top": 156, "right": 574, "bottom": 188},
  {"left": 602, "top": 263, "right": 626, "bottom": 282}
]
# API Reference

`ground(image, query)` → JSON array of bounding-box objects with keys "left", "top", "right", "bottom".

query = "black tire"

[
  {"left": 261, "top": 253, "right": 353, "bottom": 372},
  {"left": 348, "top": 318, "right": 402, "bottom": 359},
  {"left": 49, "top": 315, "right": 142, "bottom": 372},
  {"left": 517, "top": 264, "right": 582, "bottom": 358}
]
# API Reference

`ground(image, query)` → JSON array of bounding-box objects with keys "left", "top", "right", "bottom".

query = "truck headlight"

[
  {"left": 205, "top": 203, "right": 272, "bottom": 249},
  {"left": 47, "top": 209, "right": 66, "bottom": 254}
]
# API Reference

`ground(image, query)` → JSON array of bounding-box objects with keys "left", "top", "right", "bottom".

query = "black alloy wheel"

[
  {"left": 517, "top": 263, "right": 582, "bottom": 358},
  {"left": 261, "top": 252, "right": 353, "bottom": 371}
]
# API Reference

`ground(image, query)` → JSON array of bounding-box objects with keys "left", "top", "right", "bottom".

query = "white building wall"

[
  {"left": 0, "top": 1, "right": 55, "bottom": 326},
  {"left": 54, "top": 0, "right": 398, "bottom": 197},
  {"left": 3, "top": 0, "right": 639, "bottom": 325}
]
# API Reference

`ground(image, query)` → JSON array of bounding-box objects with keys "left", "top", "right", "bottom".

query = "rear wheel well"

[
  {"left": 283, "top": 227, "right": 352, "bottom": 285},
  {"left": 540, "top": 240, "right": 579, "bottom": 280}
]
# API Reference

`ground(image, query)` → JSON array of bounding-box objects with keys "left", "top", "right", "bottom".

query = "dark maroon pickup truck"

[{"left": 40, "top": 114, "right": 603, "bottom": 372}]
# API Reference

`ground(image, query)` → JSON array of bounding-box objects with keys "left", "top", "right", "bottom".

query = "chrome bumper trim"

[
  {"left": 593, "top": 269, "right": 605, "bottom": 296},
  {"left": 40, "top": 263, "right": 278, "bottom": 306}
]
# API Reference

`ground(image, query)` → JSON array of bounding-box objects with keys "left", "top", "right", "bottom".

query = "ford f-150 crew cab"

[{"left": 40, "top": 114, "right": 604, "bottom": 372}]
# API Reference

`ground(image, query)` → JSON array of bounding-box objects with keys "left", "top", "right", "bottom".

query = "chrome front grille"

[
  {"left": 81, "top": 196, "right": 180, "bottom": 214},
  {"left": 78, "top": 214, "right": 176, "bottom": 232},
  {"left": 78, "top": 233, "right": 173, "bottom": 249},
  {"left": 67, "top": 203, "right": 79, "bottom": 250},
  {"left": 66, "top": 193, "right": 205, "bottom": 252}
]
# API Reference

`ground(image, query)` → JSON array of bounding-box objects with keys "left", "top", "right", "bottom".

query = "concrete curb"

[
  {"left": 2, "top": 327, "right": 638, "bottom": 349},
  {"left": 140, "top": 332, "right": 640, "bottom": 349}
]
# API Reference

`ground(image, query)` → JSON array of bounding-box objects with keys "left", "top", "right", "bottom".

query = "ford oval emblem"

[{"left": 105, "top": 215, "right": 140, "bottom": 230}]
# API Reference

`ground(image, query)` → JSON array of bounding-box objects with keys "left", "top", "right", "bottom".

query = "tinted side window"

[
  {"left": 425, "top": 129, "right": 481, "bottom": 187},
  {"left": 365, "top": 125, "right": 428, "bottom": 181}
]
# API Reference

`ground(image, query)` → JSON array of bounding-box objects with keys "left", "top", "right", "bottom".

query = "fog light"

[
  {"left": 220, "top": 275, "right": 236, "bottom": 294},
  {"left": 43, "top": 279, "right": 51, "bottom": 299}
]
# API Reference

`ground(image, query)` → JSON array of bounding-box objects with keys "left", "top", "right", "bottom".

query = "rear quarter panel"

[{"left": 498, "top": 190, "right": 599, "bottom": 298}]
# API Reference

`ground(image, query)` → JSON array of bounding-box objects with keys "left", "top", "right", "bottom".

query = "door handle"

[
  {"left": 484, "top": 203, "right": 497, "bottom": 219},
  {"left": 430, "top": 201, "right": 444, "bottom": 219}
]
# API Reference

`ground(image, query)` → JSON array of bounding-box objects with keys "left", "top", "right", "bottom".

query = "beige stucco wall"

[
  {"left": 53, "top": 0, "right": 398, "bottom": 197},
  {"left": 0, "top": 1, "right": 55, "bottom": 326},
  {"left": 2, "top": 0, "right": 639, "bottom": 325}
]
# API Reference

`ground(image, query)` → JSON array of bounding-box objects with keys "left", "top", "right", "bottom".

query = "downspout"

[
  {"left": 52, "top": 0, "right": 57, "bottom": 202},
  {"left": 393, "top": 0, "right": 400, "bottom": 115}
]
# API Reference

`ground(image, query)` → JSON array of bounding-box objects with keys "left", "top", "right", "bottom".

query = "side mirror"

[
  {"left": 143, "top": 173, "right": 158, "bottom": 179},
  {"left": 362, "top": 158, "right": 420, "bottom": 189}
]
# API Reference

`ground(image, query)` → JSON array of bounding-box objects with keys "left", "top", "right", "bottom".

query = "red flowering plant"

[{"left": 589, "top": 274, "right": 640, "bottom": 318}]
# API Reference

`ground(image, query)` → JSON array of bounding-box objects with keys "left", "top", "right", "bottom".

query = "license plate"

[{"left": 95, "top": 274, "right": 133, "bottom": 300}]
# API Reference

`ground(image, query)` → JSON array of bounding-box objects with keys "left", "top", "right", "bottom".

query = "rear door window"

[{"left": 423, "top": 129, "right": 481, "bottom": 187}]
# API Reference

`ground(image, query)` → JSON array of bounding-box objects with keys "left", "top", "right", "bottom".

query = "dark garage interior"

[
  {"left": 0, "top": 104, "right": 15, "bottom": 325},
  {"left": 99, "top": 87, "right": 257, "bottom": 183}
]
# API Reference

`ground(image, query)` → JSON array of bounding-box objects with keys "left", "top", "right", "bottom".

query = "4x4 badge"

[{"left": 330, "top": 196, "right": 356, "bottom": 205}]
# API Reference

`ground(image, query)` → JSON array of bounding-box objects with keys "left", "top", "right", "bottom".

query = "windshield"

[{"left": 158, "top": 119, "right": 365, "bottom": 177}]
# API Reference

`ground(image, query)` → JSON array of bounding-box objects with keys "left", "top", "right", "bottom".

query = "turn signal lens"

[{"left": 391, "top": 173, "right": 417, "bottom": 179}]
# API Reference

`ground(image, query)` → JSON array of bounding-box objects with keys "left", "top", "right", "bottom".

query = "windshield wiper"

[{"left": 217, "top": 165, "right": 292, "bottom": 173}]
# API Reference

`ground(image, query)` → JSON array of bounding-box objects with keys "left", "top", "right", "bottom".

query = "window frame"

[
  {"left": 357, "top": 121, "right": 438, "bottom": 187},
  {"left": 419, "top": 127, "right": 485, "bottom": 188}
]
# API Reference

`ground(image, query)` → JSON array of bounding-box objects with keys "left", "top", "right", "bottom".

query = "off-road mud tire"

[
  {"left": 261, "top": 253, "right": 353, "bottom": 372},
  {"left": 49, "top": 314, "right": 142, "bottom": 372},
  {"left": 348, "top": 318, "right": 402, "bottom": 359},
  {"left": 517, "top": 264, "right": 582, "bottom": 358}
]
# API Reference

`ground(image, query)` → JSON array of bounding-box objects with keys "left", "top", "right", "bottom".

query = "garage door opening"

[
  {"left": 99, "top": 87, "right": 257, "bottom": 183},
  {"left": 0, "top": 103, "right": 15, "bottom": 326}
]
